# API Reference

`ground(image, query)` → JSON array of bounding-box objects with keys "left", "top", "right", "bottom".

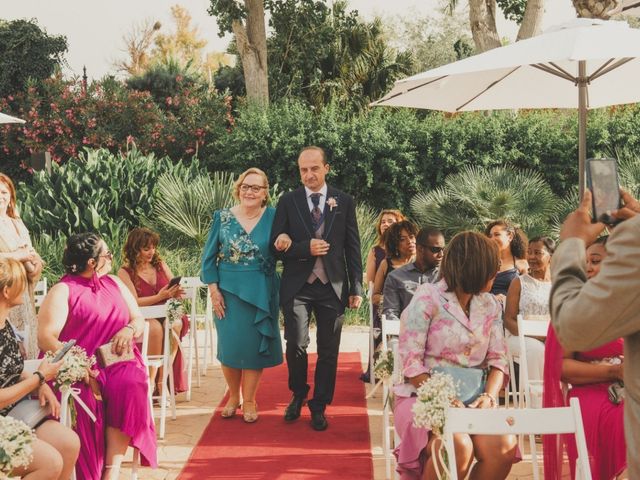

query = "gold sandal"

[
  {"left": 242, "top": 401, "right": 258, "bottom": 423},
  {"left": 220, "top": 400, "right": 241, "bottom": 419}
]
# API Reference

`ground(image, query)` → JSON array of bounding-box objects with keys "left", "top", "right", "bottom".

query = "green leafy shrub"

[
  {"left": 410, "top": 165, "right": 559, "bottom": 238},
  {"left": 17, "top": 147, "right": 203, "bottom": 238}
]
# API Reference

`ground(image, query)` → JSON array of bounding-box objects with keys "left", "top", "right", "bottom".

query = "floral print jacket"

[{"left": 395, "top": 279, "right": 509, "bottom": 397}]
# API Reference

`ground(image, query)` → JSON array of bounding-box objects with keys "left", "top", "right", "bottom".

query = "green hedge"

[{"left": 207, "top": 100, "right": 640, "bottom": 211}]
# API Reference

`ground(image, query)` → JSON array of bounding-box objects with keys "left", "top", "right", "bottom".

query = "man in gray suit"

[{"left": 550, "top": 189, "right": 640, "bottom": 478}]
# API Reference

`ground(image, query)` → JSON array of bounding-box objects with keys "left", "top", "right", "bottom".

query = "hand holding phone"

[
  {"left": 51, "top": 339, "right": 77, "bottom": 363},
  {"left": 167, "top": 276, "right": 182, "bottom": 288},
  {"left": 586, "top": 158, "right": 622, "bottom": 226}
]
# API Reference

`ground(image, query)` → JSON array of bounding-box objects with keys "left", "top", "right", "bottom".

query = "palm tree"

[
  {"left": 150, "top": 170, "right": 235, "bottom": 247},
  {"left": 410, "top": 165, "right": 559, "bottom": 238}
]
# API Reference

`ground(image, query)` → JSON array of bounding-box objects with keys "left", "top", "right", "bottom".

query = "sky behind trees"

[{"left": 3, "top": 0, "right": 575, "bottom": 79}]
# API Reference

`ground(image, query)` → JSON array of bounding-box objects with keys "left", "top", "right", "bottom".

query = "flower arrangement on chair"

[
  {"left": 412, "top": 371, "right": 458, "bottom": 480},
  {"left": 0, "top": 415, "right": 36, "bottom": 478},
  {"left": 166, "top": 298, "right": 185, "bottom": 326},
  {"left": 44, "top": 346, "right": 96, "bottom": 427}
]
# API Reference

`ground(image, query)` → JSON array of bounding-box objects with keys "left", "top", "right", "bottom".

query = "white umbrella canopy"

[
  {"left": 0, "top": 112, "right": 26, "bottom": 124},
  {"left": 373, "top": 19, "right": 640, "bottom": 193}
]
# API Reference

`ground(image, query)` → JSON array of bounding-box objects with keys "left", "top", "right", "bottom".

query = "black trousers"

[{"left": 282, "top": 279, "right": 345, "bottom": 413}]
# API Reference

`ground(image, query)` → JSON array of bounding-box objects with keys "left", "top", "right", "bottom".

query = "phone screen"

[
  {"left": 168, "top": 276, "right": 182, "bottom": 288},
  {"left": 52, "top": 339, "right": 76, "bottom": 362},
  {"left": 587, "top": 159, "right": 620, "bottom": 223}
]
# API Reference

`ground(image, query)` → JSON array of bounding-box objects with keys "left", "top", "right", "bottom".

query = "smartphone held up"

[{"left": 586, "top": 158, "right": 622, "bottom": 226}]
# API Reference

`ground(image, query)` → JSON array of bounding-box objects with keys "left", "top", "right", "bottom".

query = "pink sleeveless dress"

[
  {"left": 544, "top": 325, "right": 626, "bottom": 480},
  {"left": 124, "top": 265, "right": 189, "bottom": 392},
  {"left": 58, "top": 274, "right": 157, "bottom": 479}
]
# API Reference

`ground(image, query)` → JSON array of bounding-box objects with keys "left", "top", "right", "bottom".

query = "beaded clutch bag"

[{"left": 96, "top": 342, "right": 135, "bottom": 368}]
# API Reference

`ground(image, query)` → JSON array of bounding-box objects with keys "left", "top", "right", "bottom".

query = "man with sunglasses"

[{"left": 382, "top": 227, "right": 445, "bottom": 323}]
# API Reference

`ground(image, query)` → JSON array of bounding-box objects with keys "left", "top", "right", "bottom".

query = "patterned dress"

[
  {"left": 393, "top": 279, "right": 509, "bottom": 479},
  {"left": 0, "top": 321, "right": 24, "bottom": 416},
  {"left": 200, "top": 208, "right": 283, "bottom": 369},
  {"left": 0, "top": 217, "right": 39, "bottom": 359}
]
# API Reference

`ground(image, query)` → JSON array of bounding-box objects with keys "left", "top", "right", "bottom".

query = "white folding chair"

[
  {"left": 443, "top": 397, "right": 592, "bottom": 480},
  {"left": 517, "top": 314, "right": 550, "bottom": 410},
  {"left": 33, "top": 277, "right": 47, "bottom": 309},
  {"left": 380, "top": 314, "right": 401, "bottom": 480},
  {"left": 181, "top": 276, "right": 215, "bottom": 400},
  {"left": 139, "top": 303, "right": 176, "bottom": 440},
  {"left": 368, "top": 280, "right": 377, "bottom": 389}
]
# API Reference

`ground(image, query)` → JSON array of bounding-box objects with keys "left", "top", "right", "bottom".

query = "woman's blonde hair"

[
  {"left": 0, "top": 257, "right": 27, "bottom": 300},
  {"left": 376, "top": 209, "right": 406, "bottom": 244},
  {"left": 0, "top": 173, "right": 18, "bottom": 218},
  {"left": 232, "top": 168, "right": 270, "bottom": 207}
]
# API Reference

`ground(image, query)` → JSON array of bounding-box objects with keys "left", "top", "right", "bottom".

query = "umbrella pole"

[{"left": 578, "top": 60, "right": 587, "bottom": 199}]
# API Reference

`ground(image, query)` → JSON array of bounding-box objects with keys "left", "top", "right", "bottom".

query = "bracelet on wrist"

[
  {"left": 124, "top": 324, "right": 136, "bottom": 333},
  {"left": 478, "top": 392, "right": 497, "bottom": 407},
  {"left": 33, "top": 371, "right": 45, "bottom": 386}
]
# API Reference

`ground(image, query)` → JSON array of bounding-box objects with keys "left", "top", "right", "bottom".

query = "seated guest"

[
  {"left": 117, "top": 227, "right": 189, "bottom": 394},
  {"left": 485, "top": 220, "right": 528, "bottom": 302},
  {"left": 372, "top": 220, "right": 418, "bottom": 307},
  {"left": 382, "top": 227, "right": 444, "bottom": 323},
  {"left": 361, "top": 209, "right": 405, "bottom": 382},
  {"left": 503, "top": 236, "right": 555, "bottom": 406},
  {"left": 38, "top": 233, "right": 157, "bottom": 479},
  {"left": 0, "top": 257, "right": 80, "bottom": 480},
  {"left": 543, "top": 236, "right": 627, "bottom": 480},
  {"left": 394, "top": 231, "right": 516, "bottom": 480}
]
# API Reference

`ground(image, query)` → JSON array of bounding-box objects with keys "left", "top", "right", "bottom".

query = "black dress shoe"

[
  {"left": 284, "top": 396, "right": 306, "bottom": 422},
  {"left": 310, "top": 411, "right": 328, "bottom": 431}
]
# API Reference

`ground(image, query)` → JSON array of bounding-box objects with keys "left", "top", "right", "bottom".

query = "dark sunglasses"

[{"left": 422, "top": 245, "right": 444, "bottom": 254}]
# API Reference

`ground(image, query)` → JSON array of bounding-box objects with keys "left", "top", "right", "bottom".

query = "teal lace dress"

[{"left": 200, "top": 208, "right": 283, "bottom": 369}]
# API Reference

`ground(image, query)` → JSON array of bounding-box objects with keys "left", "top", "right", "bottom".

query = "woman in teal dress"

[{"left": 201, "top": 167, "right": 285, "bottom": 423}]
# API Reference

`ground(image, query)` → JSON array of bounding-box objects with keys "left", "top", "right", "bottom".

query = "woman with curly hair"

[
  {"left": 485, "top": 220, "right": 529, "bottom": 302},
  {"left": 117, "top": 227, "right": 189, "bottom": 394},
  {"left": 372, "top": 220, "right": 418, "bottom": 307}
]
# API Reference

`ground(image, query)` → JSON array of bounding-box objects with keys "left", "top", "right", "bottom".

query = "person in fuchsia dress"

[{"left": 39, "top": 233, "right": 157, "bottom": 479}]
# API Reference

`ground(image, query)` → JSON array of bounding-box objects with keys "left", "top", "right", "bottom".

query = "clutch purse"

[
  {"left": 96, "top": 342, "right": 135, "bottom": 368},
  {"left": 7, "top": 398, "right": 51, "bottom": 429},
  {"left": 431, "top": 366, "right": 487, "bottom": 406}
]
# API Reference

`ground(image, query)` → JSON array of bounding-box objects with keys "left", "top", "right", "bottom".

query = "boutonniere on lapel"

[{"left": 327, "top": 197, "right": 338, "bottom": 211}]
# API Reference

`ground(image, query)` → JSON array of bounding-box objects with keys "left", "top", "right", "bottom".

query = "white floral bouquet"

[
  {"left": 44, "top": 346, "right": 96, "bottom": 391},
  {"left": 45, "top": 345, "right": 96, "bottom": 426},
  {"left": 167, "top": 298, "right": 184, "bottom": 326},
  {"left": 412, "top": 371, "right": 458, "bottom": 434},
  {"left": 412, "top": 371, "right": 459, "bottom": 480},
  {"left": 374, "top": 349, "right": 394, "bottom": 381},
  {"left": 0, "top": 416, "right": 36, "bottom": 478}
]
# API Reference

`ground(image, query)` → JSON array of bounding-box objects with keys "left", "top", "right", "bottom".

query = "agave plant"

[
  {"left": 410, "top": 166, "right": 559, "bottom": 238},
  {"left": 150, "top": 171, "right": 235, "bottom": 247}
]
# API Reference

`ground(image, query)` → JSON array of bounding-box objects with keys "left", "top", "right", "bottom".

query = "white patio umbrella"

[
  {"left": 373, "top": 18, "right": 640, "bottom": 194},
  {"left": 0, "top": 112, "right": 26, "bottom": 124}
]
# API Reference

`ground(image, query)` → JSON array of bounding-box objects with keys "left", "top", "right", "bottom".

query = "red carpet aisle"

[{"left": 178, "top": 352, "right": 373, "bottom": 480}]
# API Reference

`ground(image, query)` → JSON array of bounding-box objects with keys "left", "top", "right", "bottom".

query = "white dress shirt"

[{"left": 304, "top": 183, "right": 327, "bottom": 213}]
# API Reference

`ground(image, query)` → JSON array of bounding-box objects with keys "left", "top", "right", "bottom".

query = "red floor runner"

[{"left": 178, "top": 352, "right": 373, "bottom": 480}]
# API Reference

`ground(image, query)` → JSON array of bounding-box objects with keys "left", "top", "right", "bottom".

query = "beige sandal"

[
  {"left": 242, "top": 401, "right": 258, "bottom": 423},
  {"left": 221, "top": 400, "right": 241, "bottom": 418}
]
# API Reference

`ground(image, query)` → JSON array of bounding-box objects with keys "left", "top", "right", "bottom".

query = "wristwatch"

[{"left": 33, "top": 370, "right": 45, "bottom": 386}]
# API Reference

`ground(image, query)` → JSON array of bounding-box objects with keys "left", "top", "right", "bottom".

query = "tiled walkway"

[{"left": 117, "top": 327, "right": 562, "bottom": 479}]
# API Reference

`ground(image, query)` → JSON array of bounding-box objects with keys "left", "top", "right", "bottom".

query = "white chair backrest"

[
  {"left": 518, "top": 314, "right": 550, "bottom": 338},
  {"left": 34, "top": 278, "right": 47, "bottom": 308},
  {"left": 22, "top": 359, "right": 40, "bottom": 375},
  {"left": 381, "top": 314, "right": 400, "bottom": 351},
  {"left": 139, "top": 304, "right": 168, "bottom": 319},
  {"left": 444, "top": 397, "right": 592, "bottom": 479},
  {"left": 517, "top": 314, "right": 550, "bottom": 409}
]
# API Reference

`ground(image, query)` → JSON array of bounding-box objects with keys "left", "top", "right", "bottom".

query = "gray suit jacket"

[{"left": 550, "top": 214, "right": 640, "bottom": 478}]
